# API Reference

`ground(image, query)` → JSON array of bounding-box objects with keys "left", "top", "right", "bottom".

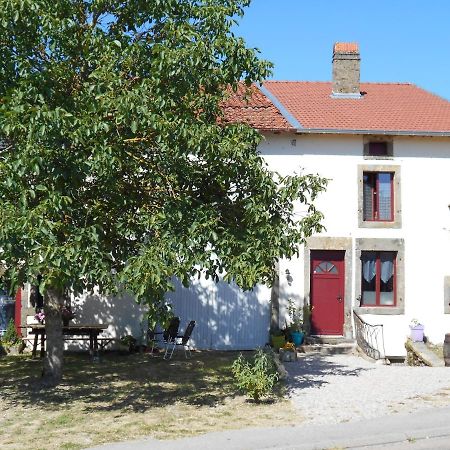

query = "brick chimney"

[{"left": 332, "top": 42, "right": 361, "bottom": 98}]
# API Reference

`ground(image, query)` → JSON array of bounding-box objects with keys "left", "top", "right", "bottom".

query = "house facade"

[
  {"left": 167, "top": 42, "right": 450, "bottom": 357},
  {"left": 16, "top": 43, "right": 450, "bottom": 358}
]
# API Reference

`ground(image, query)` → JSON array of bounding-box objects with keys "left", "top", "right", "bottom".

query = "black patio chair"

[
  {"left": 148, "top": 317, "right": 180, "bottom": 356},
  {"left": 163, "top": 320, "right": 196, "bottom": 360}
]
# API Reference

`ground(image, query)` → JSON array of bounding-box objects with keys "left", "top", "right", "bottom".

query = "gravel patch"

[{"left": 285, "top": 353, "right": 450, "bottom": 425}]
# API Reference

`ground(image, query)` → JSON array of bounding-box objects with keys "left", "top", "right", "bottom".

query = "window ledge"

[
  {"left": 354, "top": 306, "right": 404, "bottom": 315},
  {"left": 363, "top": 156, "right": 394, "bottom": 161},
  {"left": 359, "top": 219, "right": 401, "bottom": 229}
]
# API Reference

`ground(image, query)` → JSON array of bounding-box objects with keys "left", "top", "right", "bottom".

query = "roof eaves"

[
  {"left": 257, "top": 127, "right": 296, "bottom": 133},
  {"left": 295, "top": 128, "right": 450, "bottom": 137},
  {"left": 257, "top": 83, "right": 303, "bottom": 129}
]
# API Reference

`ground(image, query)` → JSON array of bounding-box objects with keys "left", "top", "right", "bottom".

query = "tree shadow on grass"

[
  {"left": 0, "top": 351, "right": 245, "bottom": 413},
  {"left": 285, "top": 354, "right": 373, "bottom": 392}
]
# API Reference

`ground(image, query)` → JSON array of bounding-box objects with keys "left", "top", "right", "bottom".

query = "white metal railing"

[{"left": 353, "top": 310, "right": 386, "bottom": 360}]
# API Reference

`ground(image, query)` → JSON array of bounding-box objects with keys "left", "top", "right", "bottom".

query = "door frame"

[{"left": 304, "top": 237, "right": 353, "bottom": 339}]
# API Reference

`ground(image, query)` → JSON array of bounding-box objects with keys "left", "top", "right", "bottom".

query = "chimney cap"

[{"left": 333, "top": 42, "right": 359, "bottom": 54}]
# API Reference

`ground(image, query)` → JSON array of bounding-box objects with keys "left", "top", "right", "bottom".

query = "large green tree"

[{"left": 0, "top": 0, "right": 326, "bottom": 385}]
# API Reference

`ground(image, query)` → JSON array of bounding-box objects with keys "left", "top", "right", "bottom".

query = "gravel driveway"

[{"left": 285, "top": 353, "right": 450, "bottom": 425}]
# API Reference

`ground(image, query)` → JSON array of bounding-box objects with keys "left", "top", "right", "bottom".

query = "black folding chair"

[
  {"left": 148, "top": 317, "right": 180, "bottom": 356},
  {"left": 163, "top": 320, "right": 196, "bottom": 360}
]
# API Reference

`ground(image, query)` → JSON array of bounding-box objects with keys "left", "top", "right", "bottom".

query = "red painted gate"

[{"left": 310, "top": 250, "right": 345, "bottom": 335}]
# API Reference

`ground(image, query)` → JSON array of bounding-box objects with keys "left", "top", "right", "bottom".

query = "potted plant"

[
  {"left": 61, "top": 305, "right": 75, "bottom": 326},
  {"left": 409, "top": 319, "right": 424, "bottom": 342},
  {"left": 270, "top": 328, "right": 286, "bottom": 351},
  {"left": 279, "top": 341, "right": 297, "bottom": 362},
  {"left": 287, "top": 299, "right": 304, "bottom": 346},
  {"left": 34, "top": 309, "right": 45, "bottom": 324},
  {"left": 1, "top": 319, "right": 25, "bottom": 355}
]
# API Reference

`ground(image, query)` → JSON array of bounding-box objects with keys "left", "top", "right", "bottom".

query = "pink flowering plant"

[
  {"left": 34, "top": 310, "right": 45, "bottom": 323},
  {"left": 34, "top": 306, "right": 75, "bottom": 323}
]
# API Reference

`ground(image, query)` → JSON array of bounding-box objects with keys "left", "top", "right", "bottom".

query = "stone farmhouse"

[{"left": 14, "top": 42, "right": 450, "bottom": 359}]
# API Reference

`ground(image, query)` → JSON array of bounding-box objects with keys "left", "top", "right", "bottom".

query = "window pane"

[
  {"left": 313, "top": 264, "right": 324, "bottom": 274},
  {"left": 380, "top": 252, "right": 395, "bottom": 305},
  {"left": 361, "top": 252, "right": 376, "bottom": 305},
  {"left": 377, "top": 173, "right": 392, "bottom": 220},
  {"left": 315, "top": 262, "right": 338, "bottom": 274},
  {"left": 380, "top": 292, "right": 394, "bottom": 305},
  {"left": 369, "top": 142, "right": 388, "bottom": 156},
  {"left": 362, "top": 291, "right": 377, "bottom": 305},
  {"left": 363, "top": 174, "right": 374, "bottom": 220}
]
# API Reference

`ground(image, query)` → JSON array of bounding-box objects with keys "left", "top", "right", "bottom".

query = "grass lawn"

[{"left": 0, "top": 351, "right": 299, "bottom": 450}]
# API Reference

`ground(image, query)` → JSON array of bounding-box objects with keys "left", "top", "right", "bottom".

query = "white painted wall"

[
  {"left": 69, "top": 291, "right": 147, "bottom": 349},
  {"left": 65, "top": 133, "right": 450, "bottom": 356},
  {"left": 260, "top": 133, "right": 450, "bottom": 356}
]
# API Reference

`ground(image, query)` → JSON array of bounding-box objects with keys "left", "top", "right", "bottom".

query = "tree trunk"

[
  {"left": 42, "top": 287, "right": 64, "bottom": 386},
  {"left": 270, "top": 260, "right": 280, "bottom": 331}
]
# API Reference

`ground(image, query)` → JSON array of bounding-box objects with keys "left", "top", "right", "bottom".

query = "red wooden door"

[{"left": 310, "top": 250, "right": 345, "bottom": 335}]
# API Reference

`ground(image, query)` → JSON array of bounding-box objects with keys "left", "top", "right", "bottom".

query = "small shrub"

[
  {"left": 2, "top": 319, "right": 20, "bottom": 345},
  {"left": 119, "top": 334, "right": 137, "bottom": 352},
  {"left": 231, "top": 348, "right": 279, "bottom": 402}
]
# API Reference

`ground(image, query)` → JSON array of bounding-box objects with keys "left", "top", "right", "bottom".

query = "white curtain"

[
  {"left": 380, "top": 259, "right": 394, "bottom": 283},
  {"left": 362, "top": 258, "right": 376, "bottom": 283}
]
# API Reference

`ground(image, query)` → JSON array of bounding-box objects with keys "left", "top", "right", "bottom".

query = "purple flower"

[{"left": 34, "top": 311, "right": 45, "bottom": 323}]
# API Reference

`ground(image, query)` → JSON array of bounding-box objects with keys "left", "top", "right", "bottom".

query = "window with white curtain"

[{"left": 361, "top": 251, "right": 396, "bottom": 306}]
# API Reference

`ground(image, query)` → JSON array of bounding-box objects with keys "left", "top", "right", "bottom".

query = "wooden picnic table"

[{"left": 27, "top": 324, "right": 108, "bottom": 359}]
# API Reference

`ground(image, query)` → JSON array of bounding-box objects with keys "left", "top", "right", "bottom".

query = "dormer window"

[
  {"left": 368, "top": 142, "right": 387, "bottom": 156},
  {"left": 364, "top": 140, "right": 393, "bottom": 159}
]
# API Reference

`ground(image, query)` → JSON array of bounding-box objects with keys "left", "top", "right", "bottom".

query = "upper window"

[
  {"left": 363, "top": 172, "right": 393, "bottom": 222},
  {"left": 361, "top": 251, "right": 396, "bottom": 307},
  {"left": 368, "top": 142, "right": 388, "bottom": 157},
  {"left": 363, "top": 140, "right": 393, "bottom": 159}
]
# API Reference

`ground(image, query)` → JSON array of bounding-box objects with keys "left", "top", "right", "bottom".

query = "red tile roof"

[
  {"left": 221, "top": 83, "right": 294, "bottom": 131},
  {"left": 263, "top": 81, "right": 450, "bottom": 134},
  {"left": 334, "top": 42, "right": 359, "bottom": 53}
]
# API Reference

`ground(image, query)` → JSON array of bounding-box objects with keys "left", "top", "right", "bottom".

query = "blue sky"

[{"left": 235, "top": 0, "right": 450, "bottom": 100}]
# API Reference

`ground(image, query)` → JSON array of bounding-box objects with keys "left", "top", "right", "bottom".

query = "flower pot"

[
  {"left": 270, "top": 335, "right": 286, "bottom": 350},
  {"left": 410, "top": 325, "right": 424, "bottom": 342},
  {"left": 4, "top": 342, "right": 25, "bottom": 355},
  {"left": 290, "top": 331, "right": 304, "bottom": 346},
  {"left": 279, "top": 348, "right": 297, "bottom": 362}
]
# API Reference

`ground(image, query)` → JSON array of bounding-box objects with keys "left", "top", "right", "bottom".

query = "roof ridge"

[{"left": 262, "top": 80, "right": 413, "bottom": 86}]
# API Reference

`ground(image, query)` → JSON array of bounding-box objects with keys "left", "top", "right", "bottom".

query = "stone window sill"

[{"left": 354, "top": 306, "right": 404, "bottom": 315}]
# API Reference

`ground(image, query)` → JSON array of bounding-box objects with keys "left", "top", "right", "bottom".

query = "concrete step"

[
  {"left": 305, "top": 335, "right": 355, "bottom": 345},
  {"left": 405, "top": 339, "right": 445, "bottom": 367},
  {"left": 299, "top": 341, "right": 357, "bottom": 355}
]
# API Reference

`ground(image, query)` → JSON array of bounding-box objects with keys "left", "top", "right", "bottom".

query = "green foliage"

[
  {"left": 2, "top": 319, "right": 21, "bottom": 345},
  {"left": 119, "top": 334, "right": 137, "bottom": 351},
  {"left": 231, "top": 348, "right": 278, "bottom": 401},
  {"left": 287, "top": 298, "right": 303, "bottom": 332},
  {"left": 146, "top": 300, "right": 174, "bottom": 331},
  {"left": 0, "top": 1, "right": 326, "bottom": 311}
]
